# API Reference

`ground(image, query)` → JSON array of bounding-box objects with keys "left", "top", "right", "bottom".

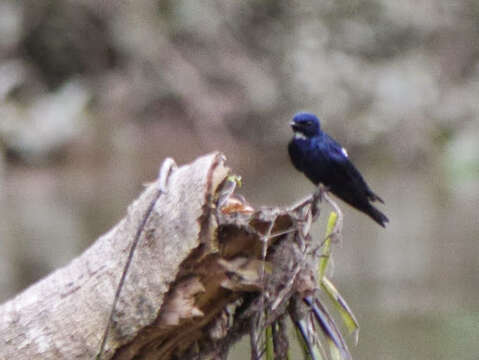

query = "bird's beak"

[{"left": 290, "top": 121, "right": 299, "bottom": 131}]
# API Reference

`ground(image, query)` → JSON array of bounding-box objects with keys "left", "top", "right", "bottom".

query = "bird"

[{"left": 288, "top": 112, "right": 388, "bottom": 227}]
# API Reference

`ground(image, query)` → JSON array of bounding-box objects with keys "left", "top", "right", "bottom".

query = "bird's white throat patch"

[
  {"left": 294, "top": 132, "right": 308, "bottom": 140},
  {"left": 341, "top": 147, "right": 348, "bottom": 157}
]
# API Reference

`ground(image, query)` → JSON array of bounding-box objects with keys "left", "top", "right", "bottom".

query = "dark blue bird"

[{"left": 288, "top": 112, "right": 388, "bottom": 227}]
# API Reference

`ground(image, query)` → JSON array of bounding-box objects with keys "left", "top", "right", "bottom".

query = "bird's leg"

[
  {"left": 289, "top": 185, "right": 328, "bottom": 223},
  {"left": 314, "top": 184, "right": 328, "bottom": 202},
  {"left": 323, "top": 192, "right": 343, "bottom": 243},
  {"left": 311, "top": 184, "right": 328, "bottom": 221}
]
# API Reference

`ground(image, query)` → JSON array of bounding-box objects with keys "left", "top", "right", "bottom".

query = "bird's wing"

[{"left": 323, "top": 135, "right": 383, "bottom": 203}]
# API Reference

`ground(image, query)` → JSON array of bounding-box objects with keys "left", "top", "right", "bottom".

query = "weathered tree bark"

[{"left": 0, "top": 152, "right": 316, "bottom": 360}]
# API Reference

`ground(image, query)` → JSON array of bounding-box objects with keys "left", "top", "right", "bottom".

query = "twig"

[{"left": 96, "top": 158, "right": 177, "bottom": 359}]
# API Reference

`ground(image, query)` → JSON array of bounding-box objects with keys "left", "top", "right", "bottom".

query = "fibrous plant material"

[{"left": 0, "top": 152, "right": 358, "bottom": 360}]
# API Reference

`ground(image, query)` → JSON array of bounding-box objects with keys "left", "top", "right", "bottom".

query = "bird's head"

[{"left": 290, "top": 112, "right": 321, "bottom": 138}]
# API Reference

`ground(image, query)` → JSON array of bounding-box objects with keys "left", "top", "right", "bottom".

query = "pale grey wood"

[{"left": 0, "top": 152, "right": 229, "bottom": 360}]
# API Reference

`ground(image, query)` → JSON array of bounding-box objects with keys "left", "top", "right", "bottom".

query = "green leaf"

[
  {"left": 328, "top": 338, "right": 343, "bottom": 360},
  {"left": 227, "top": 174, "right": 242, "bottom": 187},
  {"left": 318, "top": 212, "right": 338, "bottom": 281},
  {"left": 294, "top": 319, "right": 325, "bottom": 360},
  {"left": 266, "top": 325, "right": 274, "bottom": 360},
  {"left": 321, "top": 277, "right": 359, "bottom": 343}
]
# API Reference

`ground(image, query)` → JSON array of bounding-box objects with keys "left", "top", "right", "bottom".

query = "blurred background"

[{"left": 0, "top": 0, "right": 478, "bottom": 359}]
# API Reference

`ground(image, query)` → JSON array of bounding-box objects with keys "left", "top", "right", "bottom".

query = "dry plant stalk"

[{"left": 0, "top": 152, "right": 347, "bottom": 360}]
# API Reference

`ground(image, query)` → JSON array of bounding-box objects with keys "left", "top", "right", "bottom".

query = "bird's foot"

[
  {"left": 310, "top": 184, "right": 328, "bottom": 220},
  {"left": 313, "top": 184, "right": 328, "bottom": 203}
]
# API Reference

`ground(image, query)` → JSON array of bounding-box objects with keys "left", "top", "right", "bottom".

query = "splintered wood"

[{"left": 0, "top": 152, "right": 324, "bottom": 360}]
